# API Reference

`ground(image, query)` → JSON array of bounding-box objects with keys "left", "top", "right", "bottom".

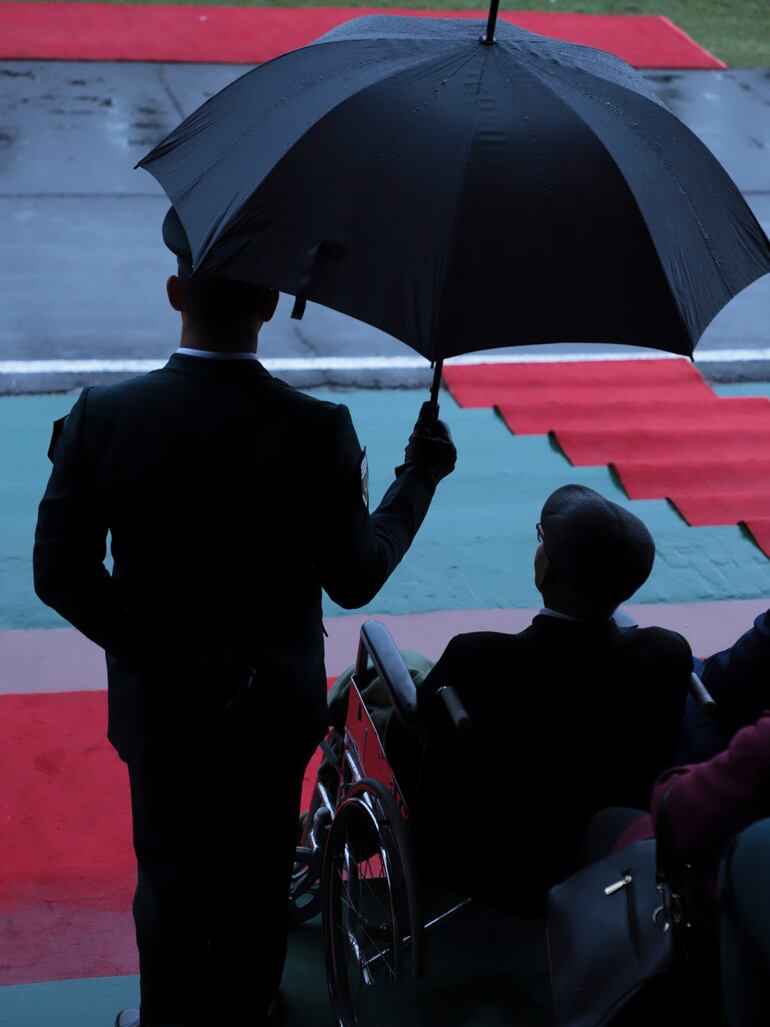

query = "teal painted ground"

[
  {"left": 0, "top": 908, "right": 550, "bottom": 1027},
  {"left": 4, "top": 382, "right": 770, "bottom": 630},
  {"left": 0, "top": 976, "right": 140, "bottom": 1027},
  {"left": 716, "top": 383, "right": 770, "bottom": 398}
]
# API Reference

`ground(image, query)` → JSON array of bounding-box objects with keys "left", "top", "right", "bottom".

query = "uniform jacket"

[{"left": 33, "top": 354, "right": 438, "bottom": 760}]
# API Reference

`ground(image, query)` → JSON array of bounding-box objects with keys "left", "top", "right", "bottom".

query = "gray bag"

[{"left": 547, "top": 794, "right": 689, "bottom": 1027}]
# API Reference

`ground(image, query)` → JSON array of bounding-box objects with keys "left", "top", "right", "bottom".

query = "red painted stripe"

[
  {"left": 0, "top": 686, "right": 332, "bottom": 984},
  {"left": 0, "top": 3, "right": 726, "bottom": 68}
]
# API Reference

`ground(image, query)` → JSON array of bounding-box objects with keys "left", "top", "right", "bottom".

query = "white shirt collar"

[
  {"left": 176, "top": 347, "right": 258, "bottom": 361},
  {"left": 539, "top": 607, "right": 616, "bottom": 625},
  {"left": 539, "top": 607, "right": 582, "bottom": 622}
]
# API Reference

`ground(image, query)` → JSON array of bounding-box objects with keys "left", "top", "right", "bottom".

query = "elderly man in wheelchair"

[{"left": 295, "top": 486, "right": 696, "bottom": 1025}]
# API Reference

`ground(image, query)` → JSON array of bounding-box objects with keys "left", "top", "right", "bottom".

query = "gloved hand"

[{"left": 396, "top": 401, "right": 457, "bottom": 485}]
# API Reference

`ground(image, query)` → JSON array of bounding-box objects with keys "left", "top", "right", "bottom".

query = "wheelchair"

[{"left": 289, "top": 620, "right": 471, "bottom": 1027}]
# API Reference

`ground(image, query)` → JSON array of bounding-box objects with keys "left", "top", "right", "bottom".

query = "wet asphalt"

[{"left": 1, "top": 61, "right": 770, "bottom": 392}]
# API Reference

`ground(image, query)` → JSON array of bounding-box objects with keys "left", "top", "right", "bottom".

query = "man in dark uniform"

[
  {"left": 33, "top": 209, "right": 457, "bottom": 1027},
  {"left": 415, "top": 485, "right": 692, "bottom": 909}
]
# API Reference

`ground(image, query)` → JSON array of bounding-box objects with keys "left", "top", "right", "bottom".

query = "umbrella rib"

[
  {"left": 140, "top": 37, "right": 409, "bottom": 171},
  {"left": 491, "top": 49, "right": 715, "bottom": 348},
  {"left": 191, "top": 45, "right": 473, "bottom": 271},
  {"left": 508, "top": 51, "right": 735, "bottom": 304},
  {"left": 427, "top": 49, "right": 490, "bottom": 359},
  {"left": 306, "top": 46, "right": 479, "bottom": 354}
]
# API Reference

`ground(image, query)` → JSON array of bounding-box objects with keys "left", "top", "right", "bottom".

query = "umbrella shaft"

[
  {"left": 483, "top": 0, "right": 500, "bottom": 43},
  {"left": 430, "top": 359, "right": 444, "bottom": 408}
]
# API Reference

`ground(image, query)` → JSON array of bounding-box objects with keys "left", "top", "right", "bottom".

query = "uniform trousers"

[{"left": 124, "top": 690, "right": 318, "bottom": 1027}]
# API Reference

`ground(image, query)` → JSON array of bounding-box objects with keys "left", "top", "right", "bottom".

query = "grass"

[{"left": 38, "top": 0, "right": 770, "bottom": 67}]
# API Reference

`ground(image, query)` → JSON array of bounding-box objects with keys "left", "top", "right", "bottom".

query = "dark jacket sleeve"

[
  {"left": 650, "top": 711, "right": 770, "bottom": 864},
  {"left": 702, "top": 610, "right": 770, "bottom": 730},
  {"left": 33, "top": 388, "right": 140, "bottom": 664},
  {"left": 316, "top": 403, "right": 438, "bottom": 609}
]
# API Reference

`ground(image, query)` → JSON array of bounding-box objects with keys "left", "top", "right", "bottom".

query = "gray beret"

[{"left": 540, "top": 484, "right": 655, "bottom": 607}]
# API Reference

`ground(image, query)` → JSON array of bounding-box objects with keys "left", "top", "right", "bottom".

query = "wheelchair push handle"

[
  {"left": 689, "top": 671, "right": 716, "bottom": 712},
  {"left": 356, "top": 621, "right": 472, "bottom": 733},
  {"left": 437, "top": 685, "right": 471, "bottom": 735},
  {"left": 357, "top": 620, "right": 419, "bottom": 726}
]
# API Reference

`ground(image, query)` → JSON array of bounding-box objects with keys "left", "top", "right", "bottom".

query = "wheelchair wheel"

[{"left": 322, "top": 777, "right": 423, "bottom": 1026}]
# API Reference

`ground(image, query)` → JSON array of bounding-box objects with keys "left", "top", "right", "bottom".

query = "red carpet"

[
  {"left": 0, "top": 3, "right": 726, "bottom": 68},
  {"left": 744, "top": 518, "right": 770, "bottom": 557},
  {"left": 496, "top": 396, "right": 770, "bottom": 436},
  {"left": 555, "top": 425, "right": 770, "bottom": 467},
  {"left": 674, "top": 493, "right": 770, "bottom": 527},
  {"left": 443, "top": 360, "right": 770, "bottom": 559},
  {"left": 613, "top": 458, "right": 770, "bottom": 500},
  {"left": 0, "top": 689, "right": 328, "bottom": 984},
  {"left": 445, "top": 359, "right": 706, "bottom": 398}
]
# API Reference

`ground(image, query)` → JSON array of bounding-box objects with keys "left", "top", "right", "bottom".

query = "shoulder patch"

[
  {"left": 359, "top": 448, "right": 369, "bottom": 510},
  {"left": 47, "top": 416, "right": 67, "bottom": 463}
]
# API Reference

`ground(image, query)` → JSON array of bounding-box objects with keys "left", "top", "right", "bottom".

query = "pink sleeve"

[{"left": 650, "top": 712, "right": 770, "bottom": 862}]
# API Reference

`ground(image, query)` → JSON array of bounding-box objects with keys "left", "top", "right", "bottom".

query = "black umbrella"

[{"left": 138, "top": 8, "right": 770, "bottom": 401}]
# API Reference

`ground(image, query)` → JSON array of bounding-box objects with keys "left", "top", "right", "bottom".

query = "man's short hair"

[
  {"left": 177, "top": 271, "right": 273, "bottom": 335},
  {"left": 540, "top": 484, "right": 655, "bottom": 609}
]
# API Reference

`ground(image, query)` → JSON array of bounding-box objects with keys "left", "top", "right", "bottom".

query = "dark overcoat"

[
  {"left": 32, "top": 352, "right": 441, "bottom": 1021},
  {"left": 415, "top": 615, "right": 693, "bottom": 908},
  {"left": 34, "top": 353, "right": 438, "bottom": 757}
]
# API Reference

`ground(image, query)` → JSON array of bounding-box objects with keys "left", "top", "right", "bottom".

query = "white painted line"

[
  {"left": 695, "top": 348, "right": 770, "bottom": 363},
  {"left": 0, "top": 349, "right": 769, "bottom": 375},
  {"left": 0, "top": 359, "right": 167, "bottom": 374}
]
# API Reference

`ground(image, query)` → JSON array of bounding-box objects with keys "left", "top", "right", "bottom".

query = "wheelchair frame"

[{"left": 291, "top": 620, "right": 471, "bottom": 1027}]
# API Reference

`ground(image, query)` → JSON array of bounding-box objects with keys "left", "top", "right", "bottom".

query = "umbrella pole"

[
  {"left": 482, "top": 0, "right": 500, "bottom": 44},
  {"left": 429, "top": 359, "right": 444, "bottom": 410}
]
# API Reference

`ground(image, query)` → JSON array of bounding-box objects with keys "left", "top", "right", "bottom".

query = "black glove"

[{"left": 396, "top": 401, "right": 457, "bottom": 485}]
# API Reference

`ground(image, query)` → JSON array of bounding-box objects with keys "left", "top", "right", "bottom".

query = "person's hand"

[{"left": 397, "top": 401, "right": 457, "bottom": 485}]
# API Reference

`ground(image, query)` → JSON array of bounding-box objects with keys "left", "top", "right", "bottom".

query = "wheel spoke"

[
  {"left": 322, "top": 785, "right": 420, "bottom": 1025},
  {"left": 359, "top": 856, "right": 396, "bottom": 924},
  {"left": 338, "top": 892, "right": 397, "bottom": 977}
]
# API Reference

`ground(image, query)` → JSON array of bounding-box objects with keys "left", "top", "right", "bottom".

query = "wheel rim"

[{"left": 323, "top": 791, "right": 415, "bottom": 1025}]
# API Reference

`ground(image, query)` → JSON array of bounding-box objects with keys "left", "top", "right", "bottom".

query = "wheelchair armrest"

[
  {"left": 437, "top": 685, "right": 471, "bottom": 734},
  {"left": 356, "top": 620, "right": 419, "bottom": 726},
  {"left": 689, "top": 671, "right": 716, "bottom": 712}
]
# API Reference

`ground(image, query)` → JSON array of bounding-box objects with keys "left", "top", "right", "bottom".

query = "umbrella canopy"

[{"left": 138, "top": 15, "right": 770, "bottom": 363}]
